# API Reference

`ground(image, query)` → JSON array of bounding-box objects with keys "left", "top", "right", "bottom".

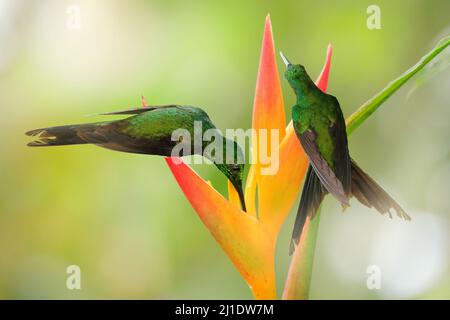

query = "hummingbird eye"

[{"left": 231, "top": 165, "right": 240, "bottom": 173}]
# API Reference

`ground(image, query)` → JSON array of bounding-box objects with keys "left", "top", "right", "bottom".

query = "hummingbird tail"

[
  {"left": 290, "top": 165, "right": 326, "bottom": 255},
  {"left": 350, "top": 159, "right": 411, "bottom": 221},
  {"left": 26, "top": 123, "right": 99, "bottom": 147},
  {"left": 289, "top": 159, "right": 411, "bottom": 255}
]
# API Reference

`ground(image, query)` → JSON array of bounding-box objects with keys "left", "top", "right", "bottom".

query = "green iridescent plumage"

[
  {"left": 280, "top": 52, "right": 410, "bottom": 254},
  {"left": 26, "top": 104, "right": 247, "bottom": 211}
]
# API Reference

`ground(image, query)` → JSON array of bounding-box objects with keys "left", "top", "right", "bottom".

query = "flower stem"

[{"left": 282, "top": 209, "right": 321, "bottom": 299}]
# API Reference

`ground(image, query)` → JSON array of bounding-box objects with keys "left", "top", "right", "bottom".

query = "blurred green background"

[{"left": 0, "top": 0, "right": 449, "bottom": 299}]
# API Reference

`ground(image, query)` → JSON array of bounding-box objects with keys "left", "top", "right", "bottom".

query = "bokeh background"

[{"left": 0, "top": 0, "right": 449, "bottom": 299}]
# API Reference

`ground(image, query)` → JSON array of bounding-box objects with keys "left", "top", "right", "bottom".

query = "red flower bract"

[{"left": 165, "top": 15, "right": 332, "bottom": 299}]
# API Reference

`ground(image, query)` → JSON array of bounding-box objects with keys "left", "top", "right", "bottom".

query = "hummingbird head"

[
  {"left": 279, "top": 52, "right": 313, "bottom": 92},
  {"left": 225, "top": 162, "right": 246, "bottom": 212},
  {"left": 213, "top": 162, "right": 246, "bottom": 212},
  {"left": 211, "top": 139, "right": 246, "bottom": 212}
]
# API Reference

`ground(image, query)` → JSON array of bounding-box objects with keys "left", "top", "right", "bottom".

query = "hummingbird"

[
  {"left": 26, "top": 100, "right": 247, "bottom": 211},
  {"left": 279, "top": 52, "right": 410, "bottom": 255}
]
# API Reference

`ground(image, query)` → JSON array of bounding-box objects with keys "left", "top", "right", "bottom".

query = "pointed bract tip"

[
  {"left": 279, "top": 51, "right": 291, "bottom": 67},
  {"left": 327, "top": 43, "right": 333, "bottom": 56},
  {"left": 141, "top": 95, "right": 148, "bottom": 107},
  {"left": 264, "top": 14, "right": 272, "bottom": 33}
]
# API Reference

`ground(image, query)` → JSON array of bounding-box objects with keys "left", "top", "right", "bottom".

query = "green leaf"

[
  {"left": 346, "top": 37, "right": 450, "bottom": 134},
  {"left": 406, "top": 38, "right": 450, "bottom": 100}
]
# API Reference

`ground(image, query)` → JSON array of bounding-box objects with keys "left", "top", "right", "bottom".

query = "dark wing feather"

[
  {"left": 100, "top": 105, "right": 178, "bottom": 115},
  {"left": 298, "top": 129, "right": 349, "bottom": 205},
  {"left": 329, "top": 101, "right": 351, "bottom": 196},
  {"left": 290, "top": 165, "right": 327, "bottom": 255},
  {"left": 351, "top": 158, "right": 410, "bottom": 220}
]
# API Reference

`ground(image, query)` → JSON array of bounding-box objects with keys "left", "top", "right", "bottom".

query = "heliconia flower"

[
  {"left": 165, "top": 13, "right": 449, "bottom": 300},
  {"left": 165, "top": 14, "right": 332, "bottom": 299}
]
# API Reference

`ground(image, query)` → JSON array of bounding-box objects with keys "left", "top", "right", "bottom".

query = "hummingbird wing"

[
  {"left": 99, "top": 105, "right": 178, "bottom": 115},
  {"left": 290, "top": 165, "right": 327, "bottom": 255},
  {"left": 27, "top": 109, "right": 181, "bottom": 155},
  {"left": 328, "top": 101, "right": 352, "bottom": 197},
  {"left": 298, "top": 128, "right": 349, "bottom": 205},
  {"left": 350, "top": 158, "right": 410, "bottom": 220}
]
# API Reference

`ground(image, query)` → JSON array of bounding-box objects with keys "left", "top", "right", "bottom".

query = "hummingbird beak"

[
  {"left": 233, "top": 182, "right": 247, "bottom": 212},
  {"left": 279, "top": 51, "right": 291, "bottom": 67}
]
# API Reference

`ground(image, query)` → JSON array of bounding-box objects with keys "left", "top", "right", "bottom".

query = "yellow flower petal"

[{"left": 166, "top": 157, "right": 276, "bottom": 299}]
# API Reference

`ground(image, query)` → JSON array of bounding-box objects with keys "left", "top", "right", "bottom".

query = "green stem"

[
  {"left": 346, "top": 37, "right": 450, "bottom": 134},
  {"left": 282, "top": 209, "right": 321, "bottom": 299},
  {"left": 283, "top": 37, "right": 450, "bottom": 300}
]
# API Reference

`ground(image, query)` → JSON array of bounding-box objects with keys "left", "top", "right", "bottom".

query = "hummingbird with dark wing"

[
  {"left": 279, "top": 52, "right": 410, "bottom": 255},
  {"left": 26, "top": 99, "right": 247, "bottom": 211}
]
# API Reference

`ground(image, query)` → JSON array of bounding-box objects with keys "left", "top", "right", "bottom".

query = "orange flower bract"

[{"left": 165, "top": 15, "right": 332, "bottom": 299}]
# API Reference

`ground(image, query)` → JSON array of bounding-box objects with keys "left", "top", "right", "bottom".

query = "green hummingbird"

[
  {"left": 279, "top": 52, "right": 410, "bottom": 254},
  {"left": 26, "top": 102, "right": 247, "bottom": 211}
]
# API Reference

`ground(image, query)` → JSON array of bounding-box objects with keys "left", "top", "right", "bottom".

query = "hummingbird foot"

[
  {"left": 141, "top": 95, "right": 148, "bottom": 107},
  {"left": 341, "top": 202, "right": 349, "bottom": 212},
  {"left": 387, "top": 209, "right": 393, "bottom": 219}
]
